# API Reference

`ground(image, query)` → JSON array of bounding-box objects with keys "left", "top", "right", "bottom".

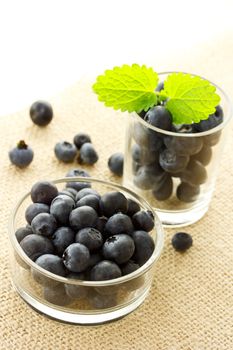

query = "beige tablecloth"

[{"left": 0, "top": 36, "right": 233, "bottom": 350}]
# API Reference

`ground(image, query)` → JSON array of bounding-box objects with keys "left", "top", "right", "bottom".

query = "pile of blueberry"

[
  {"left": 55, "top": 133, "right": 98, "bottom": 165},
  {"left": 132, "top": 98, "right": 223, "bottom": 202},
  {"left": 16, "top": 171, "right": 155, "bottom": 307}
]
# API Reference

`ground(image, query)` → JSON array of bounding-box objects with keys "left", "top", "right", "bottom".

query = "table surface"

[{"left": 0, "top": 36, "right": 233, "bottom": 350}]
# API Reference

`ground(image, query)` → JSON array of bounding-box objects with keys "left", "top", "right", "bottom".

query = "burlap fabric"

[{"left": 0, "top": 38, "right": 233, "bottom": 349}]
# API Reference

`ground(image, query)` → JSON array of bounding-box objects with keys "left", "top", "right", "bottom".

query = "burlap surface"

[{"left": 0, "top": 37, "right": 233, "bottom": 350}]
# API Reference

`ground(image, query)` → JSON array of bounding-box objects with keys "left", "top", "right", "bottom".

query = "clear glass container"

[
  {"left": 8, "top": 177, "right": 164, "bottom": 324},
  {"left": 123, "top": 72, "right": 232, "bottom": 227}
]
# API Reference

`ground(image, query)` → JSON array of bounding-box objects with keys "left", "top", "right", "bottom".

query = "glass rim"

[
  {"left": 9, "top": 177, "right": 164, "bottom": 287},
  {"left": 131, "top": 71, "right": 233, "bottom": 138}
]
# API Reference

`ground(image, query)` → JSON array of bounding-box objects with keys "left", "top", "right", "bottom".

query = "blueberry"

[
  {"left": 25, "top": 203, "right": 50, "bottom": 224},
  {"left": 164, "top": 135, "right": 203, "bottom": 156},
  {"left": 100, "top": 191, "right": 128, "bottom": 217},
  {"left": 50, "top": 194, "right": 75, "bottom": 225},
  {"left": 61, "top": 187, "right": 78, "bottom": 199},
  {"left": 9, "top": 140, "right": 34, "bottom": 168},
  {"left": 152, "top": 174, "right": 173, "bottom": 201},
  {"left": 73, "top": 133, "right": 91, "bottom": 149},
  {"left": 155, "top": 81, "right": 164, "bottom": 91},
  {"left": 78, "top": 143, "right": 98, "bottom": 165},
  {"left": 75, "top": 227, "right": 103, "bottom": 252},
  {"left": 20, "top": 234, "right": 54, "bottom": 261},
  {"left": 159, "top": 149, "right": 189, "bottom": 173},
  {"left": 144, "top": 106, "right": 172, "bottom": 131},
  {"left": 121, "top": 260, "right": 140, "bottom": 275},
  {"left": 203, "top": 130, "right": 222, "bottom": 147},
  {"left": 133, "top": 164, "right": 165, "bottom": 190},
  {"left": 180, "top": 159, "right": 207, "bottom": 186},
  {"left": 133, "top": 122, "right": 163, "bottom": 150},
  {"left": 15, "top": 226, "right": 33, "bottom": 243},
  {"left": 90, "top": 260, "right": 121, "bottom": 281},
  {"left": 54, "top": 141, "right": 77, "bottom": 163},
  {"left": 76, "top": 194, "right": 100, "bottom": 213},
  {"left": 30, "top": 100, "right": 53, "bottom": 126},
  {"left": 69, "top": 206, "right": 98, "bottom": 230},
  {"left": 31, "top": 181, "right": 58, "bottom": 205},
  {"left": 131, "top": 230, "right": 155, "bottom": 266},
  {"left": 103, "top": 234, "right": 135, "bottom": 264},
  {"left": 63, "top": 243, "right": 90, "bottom": 273},
  {"left": 95, "top": 216, "right": 108, "bottom": 233},
  {"left": 193, "top": 105, "right": 223, "bottom": 132},
  {"left": 105, "top": 213, "right": 134, "bottom": 237},
  {"left": 65, "top": 273, "right": 88, "bottom": 299},
  {"left": 44, "top": 284, "right": 71, "bottom": 306},
  {"left": 88, "top": 252, "right": 102, "bottom": 268},
  {"left": 132, "top": 210, "right": 154, "bottom": 232},
  {"left": 35, "top": 254, "right": 66, "bottom": 276},
  {"left": 176, "top": 182, "right": 200, "bottom": 202},
  {"left": 108, "top": 152, "right": 124, "bottom": 176},
  {"left": 52, "top": 227, "right": 75, "bottom": 256},
  {"left": 132, "top": 144, "right": 159, "bottom": 165},
  {"left": 31, "top": 213, "right": 57, "bottom": 237},
  {"left": 75, "top": 188, "right": 100, "bottom": 201},
  {"left": 172, "top": 232, "right": 193, "bottom": 251},
  {"left": 65, "top": 169, "right": 91, "bottom": 191},
  {"left": 191, "top": 145, "right": 212, "bottom": 166},
  {"left": 89, "top": 291, "right": 117, "bottom": 309},
  {"left": 126, "top": 198, "right": 141, "bottom": 217}
]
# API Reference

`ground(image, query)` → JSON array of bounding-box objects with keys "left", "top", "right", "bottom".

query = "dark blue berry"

[
  {"left": 31, "top": 213, "right": 57, "bottom": 237},
  {"left": 78, "top": 143, "right": 98, "bottom": 165},
  {"left": 102, "top": 234, "right": 135, "bottom": 264},
  {"left": 131, "top": 230, "right": 155, "bottom": 266},
  {"left": 133, "top": 122, "right": 163, "bottom": 150},
  {"left": 9, "top": 140, "right": 34, "bottom": 168},
  {"left": 75, "top": 188, "right": 100, "bottom": 201},
  {"left": 132, "top": 143, "right": 159, "bottom": 166},
  {"left": 152, "top": 174, "right": 173, "bottom": 201},
  {"left": 100, "top": 191, "right": 128, "bottom": 217},
  {"left": 31, "top": 181, "right": 58, "bottom": 205},
  {"left": 108, "top": 152, "right": 124, "bottom": 176},
  {"left": 88, "top": 252, "right": 102, "bottom": 268},
  {"left": 15, "top": 226, "right": 33, "bottom": 243},
  {"left": 193, "top": 105, "right": 223, "bottom": 132},
  {"left": 172, "top": 232, "right": 193, "bottom": 251},
  {"left": 159, "top": 148, "right": 189, "bottom": 173},
  {"left": 65, "top": 169, "right": 91, "bottom": 191},
  {"left": 105, "top": 213, "right": 134, "bottom": 237},
  {"left": 20, "top": 234, "right": 54, "bottom": 261},
  {"left": 203, "top": 130, "right": 222, "bottom": 147},
  {"left": 191, "top": 145, "right": 212, "bottom": 166},
  {"left": 90, "top": 260, "right": 121, "bottom": 281},
  {"left": 50, "top": 194, "right": 75, "bottom": 224},
  {"left": 63, "top": 243, "right": 90, "bottom": 273},
  {"left": 25, "top": 203, "right": 50, "bottom": 224},
  {"left": 60, "top": 187, "right": 78, "bottom": 199},
  {"left": 95, "top": 216, "right": 108, "bottom": 233},
  {"left": 35, "top": 254, "right": 66, "bottom": 276},
  {"left": 132, "top": 210, "right": 154, "bottom": 232},
  {"left": 121, "top": 260, "right": 140, "bottom": 275},
  {"left": 75, "top": 227, "right": 103, "bottom": 252},
  {"left": 52, "top": 227, "right": 75, "bottom": 256},
  {"left": 65, "top": 273, "right": 88, "bottom": 299},
  {"left": 155, "top": 81, "right": 164, "bottom": 91},
  {"left": 144, "top": 106, "right": 172, "bottom": 131},
  {"left": 133, "top": 164, "right": 165, "bottom": 190},
  {"left": 164, "top": 136, "right": 203, "bottom": 156},
  {"left": 76, "top": 194, "right": 100, "bottom": 213},
  {"left": 44, "top": 284, "right": 71, "bottom": 306},
  {"left": 54, "top": 141, "right": 77, "bottom": 163},
  {"left": 126, "top": 198, "right": 141, "bottom": 217},
  {"left": 89, "top": 291, "right": 117, "bottom": 309},
  {"left": 69, "top": 206, "right": 98, "bottom": 230},
  {"left": 73, "top": 133, "right": 91, "bottom": 149},
  {"left": 176, "top": 182, "right": 200, "bottom": 203},
  {"left": 30, "top": 101, "right": 53, "bottom": 126},
  {"left": 180, "top": 159, "right": 207, "bottom": 186}
]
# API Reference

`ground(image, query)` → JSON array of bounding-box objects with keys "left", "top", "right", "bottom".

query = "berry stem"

[{"left": 17, "top": 140, "right": 28, "bottom": 149}]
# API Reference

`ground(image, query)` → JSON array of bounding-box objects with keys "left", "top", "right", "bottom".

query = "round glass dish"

[
  {"left": 123, "top": 72, "right": 232, "bottom": 227},
  {"left": 8, "top": 177, "right": 164, "bottom": 324}
]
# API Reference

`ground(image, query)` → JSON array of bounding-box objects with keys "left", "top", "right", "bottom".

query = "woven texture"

[{"left": 1, "top": 41, "right": 233, "bottom": 349}]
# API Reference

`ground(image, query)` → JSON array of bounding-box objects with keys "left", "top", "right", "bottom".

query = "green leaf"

[
  {"left": 92, "top": 64, "right": 158, "bottom": 113},
  {"left": 163, "top": 73, "right": 220, "bottom": 124}
]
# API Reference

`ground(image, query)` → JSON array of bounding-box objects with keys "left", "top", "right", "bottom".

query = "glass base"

[
  {"left": 155, "top": 203, "right": 209, "bottom": 227},
  {"left": 12, "top": 282, "right": 150, "bottom": 325}
]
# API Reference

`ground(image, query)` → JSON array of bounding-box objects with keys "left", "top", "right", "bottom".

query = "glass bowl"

[{"left": 8, "top": 177, "right": 164, "bottom": 324}]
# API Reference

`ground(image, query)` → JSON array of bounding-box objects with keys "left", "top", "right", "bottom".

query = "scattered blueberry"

[
  {"left": 15, "top": 226, "right": 33, "bottom": 243},
  {"left": 100, "top": 191, "right": 128, "bottom": 217},
  {"left": 90, "top": 260, "right": 121, "bottom": 281},
  {"left": 31, "top": 181, "right": 58, "bottom": 205},
  {"left": 171, "top": 232, "right": 193, "bottom": 251},
  {"left": 69, "top": 206, "right": 98, "bottom": 230},
  {"left": 73, "top": 133, "right": 91, "bottom": 149},
  {"left": 132, "top": 210, "right": 154, "bottom": 232},
  {"left": 20, "top": 234, "right": 54, "bottom": 261},
  {"left": 9, "top": 140, "right": 34, "bottom": 168},
  {"left": 54, "top": 141, "right": 77, "bottom": 163},
  {"left": 31, "top": 213, "right": 57, "bottom": 237},
  {"left": 78, "top": 143, "right": 98, "bottom": 165},
  {"left": 63, "top": 243, "right": 90, "bottom": 273},
  {"left": 131, "top": 230, "right": 155, "bottom": 266},
  {"left": 75, "top": 227, "right": 103, "bottom": 252},
  {"left": 25, "top": 203, "right": 50, "bottom": 224},
  {"left": 102, "top": 234, "right": 135, "bottom": 264},
  {"left": 108, "top": 152, "right": 124, "bottom": 176},
  {"left": 52, "top": 227, "right": 75, "bottom": 256},
  {"left": 30, "top": 101, "right": 53, "bottom": 126},
  {"left": 65, "top": 169, "right": 91, "bottom": 191}
]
